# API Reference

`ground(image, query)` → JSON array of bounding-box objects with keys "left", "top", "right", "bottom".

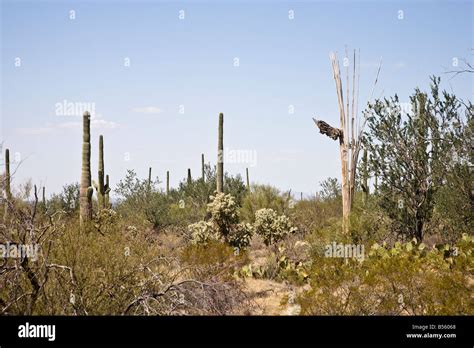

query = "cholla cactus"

[
  {"left": 254, "top": 208, "right": 297, "bottom": 246},
  {"left": 228, "top": 222, "right": 253, "bottom": 249},
  {"left": 126, "top": 225, "right": 138, "bottom": 235},
  {"left": 189, "top": 220, "right": 218, "bottom": 245},
  {"left": 94, "top": 208, "right": 118, "bottom": 234},
  {"left": 188, "top": 193, "right": 253, "bottom": 248},
  {"left": 207, "top": 192, "right": 239, "bottom": 240}
]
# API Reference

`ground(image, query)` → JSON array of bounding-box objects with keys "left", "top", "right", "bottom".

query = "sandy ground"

[{"left": 242, "top": 278, "right": 303, "bottom": 315}]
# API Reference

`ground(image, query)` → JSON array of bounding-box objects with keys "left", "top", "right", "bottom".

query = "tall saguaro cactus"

[
  {"left": 246, "top": 167, "right": 250, "bottom": 190},
  {"left": 187, "top": 168, "right": 192, "bottom": 185},
  {"left": 201, "top": 154, "right": 205, "bottom": 182},
  {"left": 148, "top": 167, "right": 152, "bottom": 188},
  {"left": 95, "top": 135, "right": 110, "bottom": 211},
  {"left": 166, "top": 171, "right": 170, "bottom": 195},
  {"left": 80, "top": 112, "right": 93, "bottom": 226},
  {"left": 216, "top": 113, "right": 224, "bottom": 193},
  {"left": 4, "top": 148, "right": 12, "bottom": 200}
]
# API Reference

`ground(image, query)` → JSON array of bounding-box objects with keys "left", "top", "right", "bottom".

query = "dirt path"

[{"left": 242, "top": 278, "right": 302, "bottom": 315}]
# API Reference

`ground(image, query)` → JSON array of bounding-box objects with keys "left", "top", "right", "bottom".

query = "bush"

[
  {"left": 240, "top": 184, "right": 290, "bottom": 222},
  {"left": 188, "top": 193, "right": 253, "bottom": 250},
  {"left": 298, "top": 235, "right": 473, "bottom": 315},
  {"left": 253, "top": 208, "right": 297, "bottom": 246},
  {"left": 227, "top": 223, "right": 253, "bottom": 249},
  {"left": 94, "top": 208, "right": 119, "bottom": 234},
  {"left": 208, "top": 193, "right": 239, "bottom": 237},
  {"left": 48, "top": 182, "right": 80, "bottom": 217},
  {"left": 188, "top": 220, "right": 218, "bottom": 245}
]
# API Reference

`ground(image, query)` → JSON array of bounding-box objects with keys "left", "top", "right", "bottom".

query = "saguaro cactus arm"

[{"left": 105, "top": 174, "right": 110, "bottom": 208}]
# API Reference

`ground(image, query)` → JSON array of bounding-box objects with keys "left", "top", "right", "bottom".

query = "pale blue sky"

[{"left": 1, "top": 0, "right": 472, "bottom": 197}]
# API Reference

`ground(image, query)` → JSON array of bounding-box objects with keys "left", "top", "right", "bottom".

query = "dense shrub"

[
  {"left": 188, "top": 193, "right": 253, "bottom": 250},
  {"left": 240, "top": 184, "right": 291, "bottom": 222},
  {"left": 298, "top": 235, "right": 473, "bottom": 315},
  {"left": 253, "top": 208, "right": 297, "bottom": 246}
]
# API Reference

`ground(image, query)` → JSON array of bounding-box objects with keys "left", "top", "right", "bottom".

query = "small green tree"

[{"left": 364, "top": 77, "right": 469, "bottom": 241}]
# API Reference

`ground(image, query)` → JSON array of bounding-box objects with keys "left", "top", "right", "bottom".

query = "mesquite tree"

[{"left": 364, "top": 77, "right": 470, "bottom": 241}]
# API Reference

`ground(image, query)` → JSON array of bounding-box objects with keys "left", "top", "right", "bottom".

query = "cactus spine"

[
  {"left": 216, "top": 113, "right": 224, "bottom": 193},
  {"left": 5, "top": 148, "right": 11, "bottom": 200},
  {"left": 187, "top": 168, "right": 192, "bottom": 185},
  {"left": 80, "top": 112, "right": 93, "bottom": 226},
  {"left": 166, "top": 171, "right": 170, "bottom": 195},
  {"left": 201, "top": 154, "right": 205, "bottom": 182},
  {"left": 246, "top": 167, "right": 250, "bottom": 190}
]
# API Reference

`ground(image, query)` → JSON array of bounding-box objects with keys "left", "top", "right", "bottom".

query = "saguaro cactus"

[
  {"left": 361, "top": 148, "right": 369, "bottom": 204},
  {"left": 148, "top": 167, "right": 152, "bottom": 188},
  {"left": 216, "top": 113, "right": 224, "bottom": 193},
  {"left": 105, "top": 175, "right": 110, "bottom": 208},
  {"left": 4, "top": 148, "right": 11, "bottom": 200},
  {"left": 95, "top": 135, "right": 110, "bottom": 211},
  {"left": 166, "top": 171, "right": 170, "bottom": 195},
  {"left": 201, "top": 154, "right": 205, "bottom": 182},
  {"left": 80, "top": 112, "right": 93, "bottom": 226},
  {"left": 187, "top": 168, "right": 192, "bottom": 185},
  {"left": 42, "top": 187, "right": 46, "bottom": 207},
  {"left": 246, "top": 167, "right": 250, "bottom": 190}
]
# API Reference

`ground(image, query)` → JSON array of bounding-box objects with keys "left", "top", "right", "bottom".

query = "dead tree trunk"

[{"left": 313, "top": 50, "right": 374, "bottom": 234}]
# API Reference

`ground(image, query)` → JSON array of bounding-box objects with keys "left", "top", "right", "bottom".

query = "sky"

[{"left": 1, "top": 0, "right": 473, "bottom": 198}]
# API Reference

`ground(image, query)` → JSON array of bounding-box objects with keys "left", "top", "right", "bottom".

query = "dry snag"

[{"left": 314, "top": 49, "right": 381, "bottom": 233}]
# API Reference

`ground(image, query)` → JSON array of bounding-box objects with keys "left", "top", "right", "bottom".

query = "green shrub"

[
  {"left": 254, "top": 208, "right": 297, "bottom": 246},
  {"left": 298, "top": 235, "right": 473, "bottom": 315},
  {"left": 188, "top": 193, "right": 253, "bottom": 250},
  {"left": 188, "top": 220, "right": 218, "bottom": 245},
  {"left": 240, "top": 184, "right": 290, "bottom": 222}
]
